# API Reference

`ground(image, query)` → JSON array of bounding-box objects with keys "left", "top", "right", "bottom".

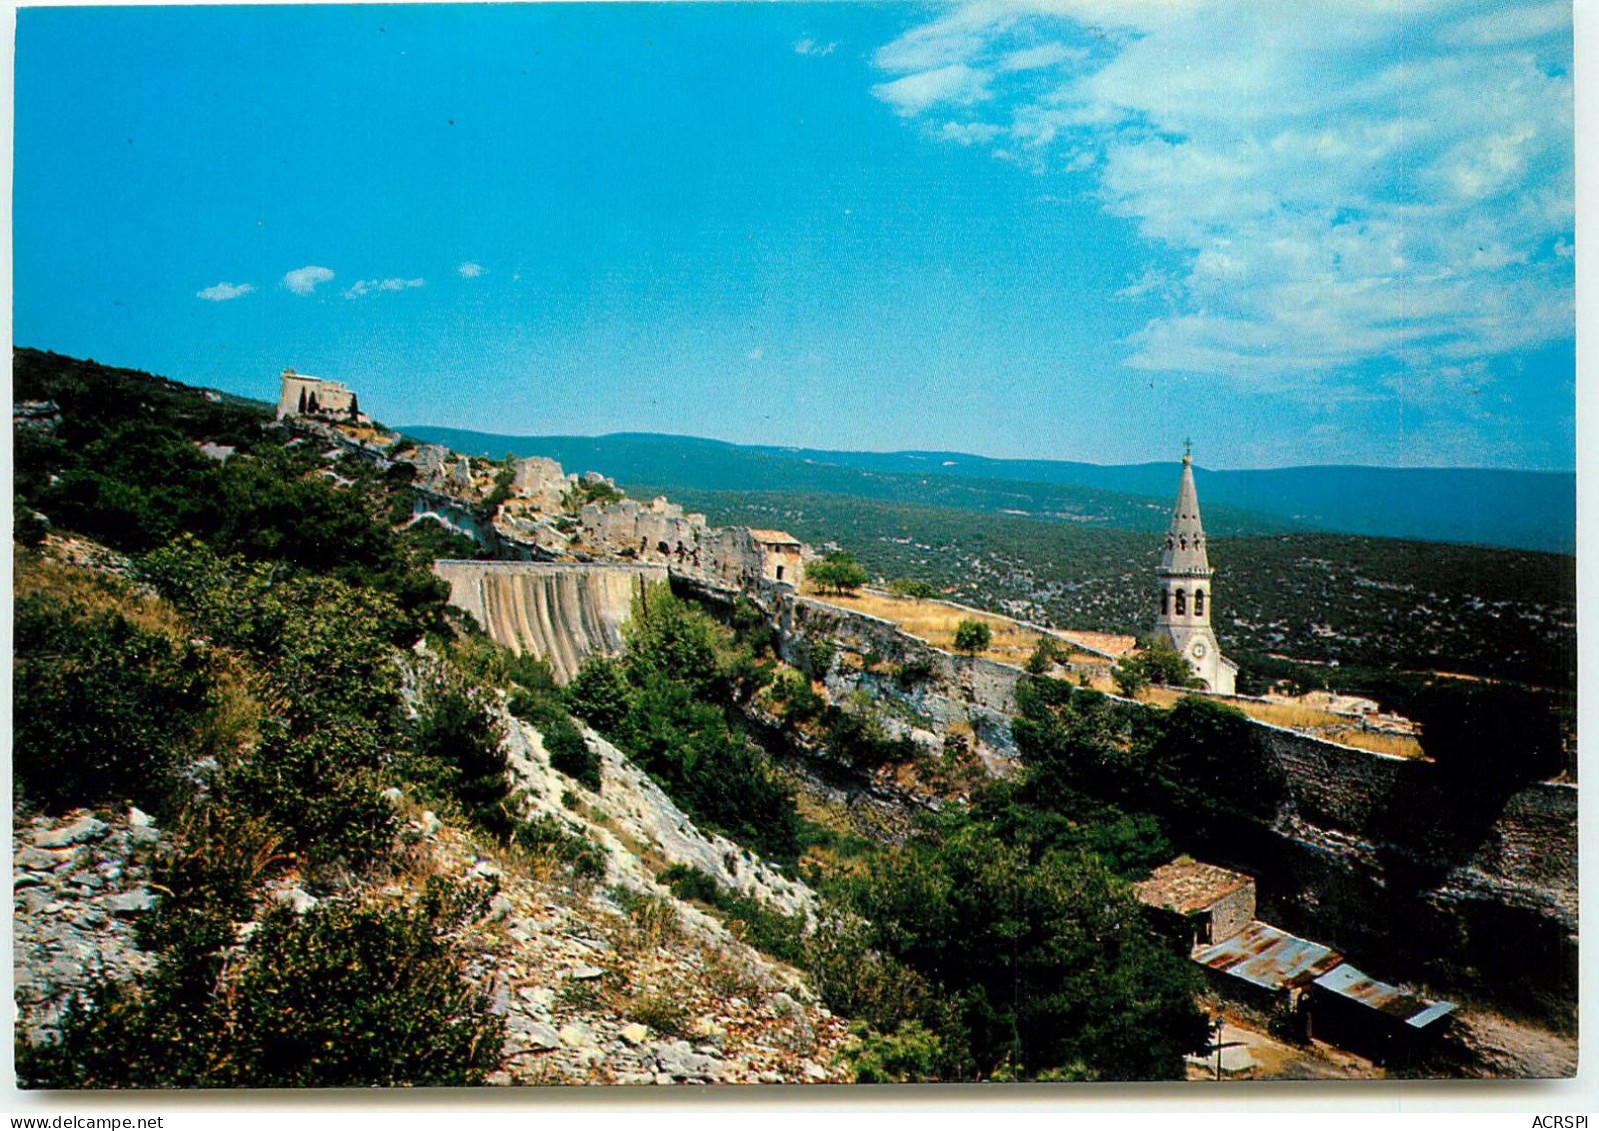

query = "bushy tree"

[
  {"left": 1150, "top": 695, "right": 1285, "bottom": 828},
  {"left": 953, "top": 619, "right": 992, "bottom": 656},
  {"left": 566, "top": 655, "right": 634, "bottom": 735},
  {"left": 1113, "top": 638, "right": 1199, "bottom": 697},
  {"left": 888, "top": 578, "right": 938, "bottom": 600},
  {"left": 808, "top": 550, "right": 868, "bottom": 595},
  {"left": 833, "top": 823, "right": 1208, "bottom": 1080}
]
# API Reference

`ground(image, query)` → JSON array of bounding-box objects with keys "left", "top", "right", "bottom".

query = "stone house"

[
  {"left": 1135, "top": 859, "right": 1257, "bottom": 951},
  {"left": 748, "top": 529, "right": 805, "bottom": 586}
]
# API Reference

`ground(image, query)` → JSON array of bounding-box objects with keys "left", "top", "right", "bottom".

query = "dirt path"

[{"left": 1186, "top": 1012, "right": 1383, "bottom": 1081}]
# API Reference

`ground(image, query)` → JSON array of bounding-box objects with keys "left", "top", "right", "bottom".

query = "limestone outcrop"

[{"left": 13, "top": 807, "right": 162, "bottom": 1045}]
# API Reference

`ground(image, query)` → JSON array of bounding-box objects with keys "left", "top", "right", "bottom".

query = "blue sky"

[{"left": 13, "top": 1, "right": 1576, "bottom": 470}]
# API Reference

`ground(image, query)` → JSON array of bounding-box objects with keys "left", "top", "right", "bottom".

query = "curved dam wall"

[{"left": 432, "top": 561, "right": 668, "bottom": 682}]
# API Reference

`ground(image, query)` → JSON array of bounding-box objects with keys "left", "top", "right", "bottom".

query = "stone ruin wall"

[{"left": 576, "top": 500, "right": 779, "bottom": 592}]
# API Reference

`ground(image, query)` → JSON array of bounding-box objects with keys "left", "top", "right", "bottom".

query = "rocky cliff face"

[{"left": 405, "top": 697, "right": 845, "bottom": 1085}]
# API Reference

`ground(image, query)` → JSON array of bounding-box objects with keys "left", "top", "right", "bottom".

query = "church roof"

[{"left": 1159, "top": 454, "right": 1213, "bottom": 577}]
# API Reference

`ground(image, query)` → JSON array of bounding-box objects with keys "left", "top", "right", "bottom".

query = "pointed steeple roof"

[{"left": 1159, "top": 452, "right": 1212, "bottom": 577}]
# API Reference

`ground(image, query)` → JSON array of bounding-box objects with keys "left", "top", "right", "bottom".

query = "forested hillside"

[{"left": 12, "top": 349, "right": 1227, "bottom": 1085}]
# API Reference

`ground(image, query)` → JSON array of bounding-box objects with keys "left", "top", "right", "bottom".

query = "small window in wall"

[
  {"left": 1160, "top": 590, "right": 1168, "bottom": 615},
  {"left": 1175, "top": 589, "right": 1187, "bottom": 615},
  {"left": 1194, "top": 589, "right": 1205, "bottom": 616},
  {"left": 776, "top": 565, "right": 785, "bottom": 581}
]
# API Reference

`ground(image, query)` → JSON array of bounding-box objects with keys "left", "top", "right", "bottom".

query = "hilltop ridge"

[{"left": 399, "top": 425, "right": 1575, "bottom": 554}]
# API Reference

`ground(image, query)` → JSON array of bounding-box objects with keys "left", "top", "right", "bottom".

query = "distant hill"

[{"left": 398, "top": 427, "right": 1575, "bottom": 554}]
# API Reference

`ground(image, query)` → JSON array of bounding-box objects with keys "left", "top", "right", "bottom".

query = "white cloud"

[
  {"left": 873, "top": 64, "right": 991, "bottom": 116},
  {"left": 793, "top": 38, "right": 836, "bottom": 57},
  {"left": 871, "top": 0, "right": 1574, "bottom": 400},
  {"left": 283, "top": 266, "right": 335, "bottom": 296},
  {"left": 458, "top": 261, "right": 485, "bottom": 278},
  {"left": 939, "top": 121, "right": 1003, "bottom": 146},
  {"left": 344, "top": 277, "right": 425, "bottom": 299},
  {"left": 746, "top": 347, "right": 764, "bottom": 361},
  {"left": 998, "top": 42, "right": 1083, "bottom": 72},
  {"left": 197, "top": 281, "right": 253, "bottom": 302}
]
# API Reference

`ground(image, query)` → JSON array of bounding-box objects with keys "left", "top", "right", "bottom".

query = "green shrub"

[
  {"left": 807, "top": 636, "right": 837, "bottom": 679},
  {"left": 888, "top": 578, "right": 938, "bottom": 600},
  {"left": 953, "top": 619, "right": 992, "bottom": 656},
  {"left": 13, "top": 593, "right": 214, "bottom": 814},
  {"left": 629, "top": 992, "right": 692, "bottom": 1038},
  {"left": 544, "top": 716, "right": 601, "bottom": 792},
  {"left": 845, "top": 1020, "right": 946, "bottom": 1083},
  {"left": 896, "top": 655, "right": 938, "bottom": 687},
  {"left": 822, "top": 704, "right": 919, "bottom": 770},
  {"left": 513, "top": 815, "right": 607, "bottom": 879},
  {"left": 661, "top": 863, "right": 723, "bottom": 904},
  {"left": 14, "top": 497, "right": 49, "bottom": 546},
  {"left": 410, "top": 678, "right": 514, "bottom": 839},
  {"left": 769, "top": 668, "right": 824, "bottom": 723},
  {"left": 228, "top": 896, "right": 503, "bottom": 1087}
]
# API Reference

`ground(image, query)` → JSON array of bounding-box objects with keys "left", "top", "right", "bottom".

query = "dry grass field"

[
  {"left": 1135, "top": 685, "right": 1423, "bottom": 758},
  {"left": 805, "top": 588, "right": 1101, "bottom": 668}
]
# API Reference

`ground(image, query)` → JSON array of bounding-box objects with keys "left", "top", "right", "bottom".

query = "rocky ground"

[
  {"left": 406, "top": 817, "right": 851, "bottom": 1086},
  {"left": 1444, "top": 1008, "right": 1578, "bottom": 1079},
  {"left": 13, "top": 808, "right": 162, "bottom": 1045},
  {"left": 13, "top": 685, "right": 854, "bottom": 1088}
]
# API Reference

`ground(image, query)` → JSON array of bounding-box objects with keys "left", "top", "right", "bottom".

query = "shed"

[
  {"left": 1135, "top": 860, "right": 1256, "bottom": 951},
  {"left": 1306, "top": 963, "right": 1456, "bottom": 1060},
  {"left": 1193, "top": 920, "right": 1344, "bottom": 1016}
]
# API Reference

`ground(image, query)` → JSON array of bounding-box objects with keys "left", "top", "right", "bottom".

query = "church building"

[{"left": 1153, "top": 448, "right": 1237, "bottom": 694}]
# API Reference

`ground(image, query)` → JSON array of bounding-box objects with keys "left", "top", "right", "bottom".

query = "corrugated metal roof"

[
  {"left": 1312, "top": 963, "right": 1457, "bottom": 1029},
  {"left": 1193, "top": 920, "right": 1344, "bottom": 992}
]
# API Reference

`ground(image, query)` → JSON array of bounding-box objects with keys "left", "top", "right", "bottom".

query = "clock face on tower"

[{"left": 1191, "top": 640, "right": 1207, "bottom": 659}]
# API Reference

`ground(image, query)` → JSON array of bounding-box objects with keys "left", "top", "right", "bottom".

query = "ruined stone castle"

[{"left": 277, "top": 369, "right": 367, "bottom": 423}]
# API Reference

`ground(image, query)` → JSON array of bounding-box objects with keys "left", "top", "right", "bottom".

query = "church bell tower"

[{"left": 1154, "top": 445, "right": 1236, "bottom": 694}]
